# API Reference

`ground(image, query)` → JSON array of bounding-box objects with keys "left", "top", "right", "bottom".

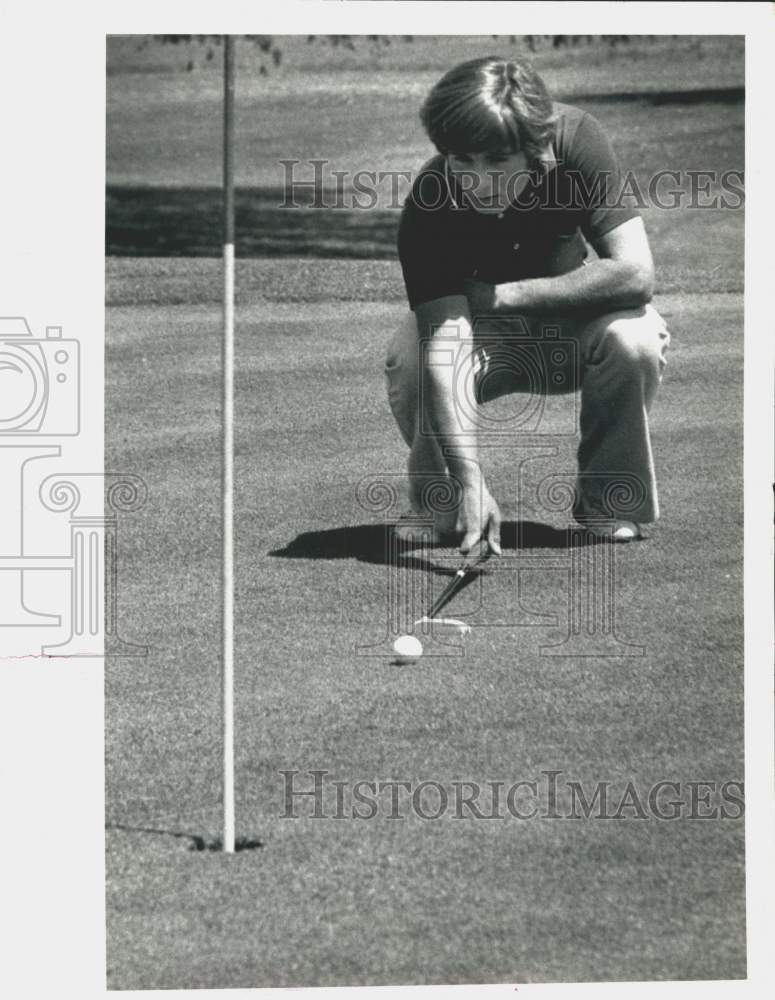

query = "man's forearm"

[
  {"left": 421, "top": 338, "right": 482, "bottom": 487},
  {"left": 491, "top": 258, "right": 653, "bottom": 316}
]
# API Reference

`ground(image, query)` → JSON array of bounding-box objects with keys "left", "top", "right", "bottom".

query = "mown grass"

[
  {"left": 106, "top": 273, "right": 744, "bottom": 988},
  {"left": 105, "top": 34, "right": 745, "bottom": 990}
]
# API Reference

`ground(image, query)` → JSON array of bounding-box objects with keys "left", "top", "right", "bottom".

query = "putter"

[{"left": 419, "top": 546, "right": 493, "bottom": 624}]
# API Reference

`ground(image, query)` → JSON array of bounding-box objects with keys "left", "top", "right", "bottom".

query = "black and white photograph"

[{"left": 1, "top": 3, "right": 773, "bottom": 998}]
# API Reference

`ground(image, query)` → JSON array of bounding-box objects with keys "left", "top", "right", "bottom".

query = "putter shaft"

[{"left": 426, "top": 549, "right": 491, "bottom": 620}]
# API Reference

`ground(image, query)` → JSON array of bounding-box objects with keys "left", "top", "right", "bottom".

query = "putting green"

[{"left": 106, "top": 265, "right": 744, "bottom": 987}]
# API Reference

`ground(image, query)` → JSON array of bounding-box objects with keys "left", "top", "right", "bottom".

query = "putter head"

[{"left": 413, "top": 616, "right": 472, "bottom": 636}]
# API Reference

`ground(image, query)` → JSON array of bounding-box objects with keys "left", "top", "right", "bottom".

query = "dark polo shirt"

[{"left": 398, "top": 102, "right": 639, "bottom": 310}]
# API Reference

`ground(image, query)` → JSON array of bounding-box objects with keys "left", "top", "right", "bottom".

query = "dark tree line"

[{"left": 141, "top": 34, "right": 658, "bottom": 73}]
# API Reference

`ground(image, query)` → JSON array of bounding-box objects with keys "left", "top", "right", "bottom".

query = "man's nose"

[{"left": 477, "top": 170, "right": 503, "bottom": 195}]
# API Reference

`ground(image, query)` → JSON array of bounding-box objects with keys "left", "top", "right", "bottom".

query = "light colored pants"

[{"left": 385, "top": 305, "right": 670, "bottom": 524}]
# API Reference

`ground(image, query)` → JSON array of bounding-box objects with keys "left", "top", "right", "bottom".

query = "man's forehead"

[{"left": 448, "top": 147, "right": 526, "bottom": 159}]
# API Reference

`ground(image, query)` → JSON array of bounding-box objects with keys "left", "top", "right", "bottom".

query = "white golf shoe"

[{"left": 577, "top": 519, "right": 643, "bottom": 542}]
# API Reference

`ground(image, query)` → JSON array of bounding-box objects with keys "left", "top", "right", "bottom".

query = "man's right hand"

[{"left": 459, "top": 479, "right": 502, "bottom": 557}]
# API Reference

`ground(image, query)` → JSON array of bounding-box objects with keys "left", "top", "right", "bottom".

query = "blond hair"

[{"left": 420, "top": 56, "right": 556, "bottom": 168}]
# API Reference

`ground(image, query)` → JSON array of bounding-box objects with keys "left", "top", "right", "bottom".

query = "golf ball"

[{"left": 393, "top": 634, "right": 423, "bottom": 662}]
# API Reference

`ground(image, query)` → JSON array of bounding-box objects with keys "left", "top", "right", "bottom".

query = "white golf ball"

[{"left": 392, "top": 634, "right": 423, "bottom": 662}]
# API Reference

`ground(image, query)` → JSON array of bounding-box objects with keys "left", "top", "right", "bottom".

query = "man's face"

[{"left": 447, "top": 149, "right": 531, "bottom": 213}]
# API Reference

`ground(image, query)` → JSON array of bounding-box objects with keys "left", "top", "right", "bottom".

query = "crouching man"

[{"left": 386, "top": 56, "right": 670, "bottom": 553}]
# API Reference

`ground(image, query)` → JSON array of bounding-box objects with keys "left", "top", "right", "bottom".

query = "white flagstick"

[{"left": 222, "top": 34, "right": 236, "bottom": 854}]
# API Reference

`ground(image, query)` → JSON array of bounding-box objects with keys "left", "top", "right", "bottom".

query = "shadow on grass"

[
  {"left": 107, "top": 823, "right": 263, "bottom": 852},
  {"left": 107, "top": 185, "right": 399, "bottom": 258},
  {"left": 269, "top": 519, "right": 574, "bottom": 571}
]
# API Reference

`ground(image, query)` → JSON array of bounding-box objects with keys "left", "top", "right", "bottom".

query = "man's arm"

[
  {"left": 414, "top": 295, "right": 501, "bottom": 555},
  {"left": 468, "top": 217, "right": 655, "bottom": 317}
]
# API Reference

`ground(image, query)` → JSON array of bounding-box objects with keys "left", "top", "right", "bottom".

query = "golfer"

[{"left": 386, "top": 56, "right": 670, "bottom": 553}]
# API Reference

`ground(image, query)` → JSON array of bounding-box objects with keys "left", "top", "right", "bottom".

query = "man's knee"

[
  {"left": 588, "top": 305, "right": 670, "bottom": 381},
  {"left": 385, "top": 314, "right": 419, "bottom": 373}
]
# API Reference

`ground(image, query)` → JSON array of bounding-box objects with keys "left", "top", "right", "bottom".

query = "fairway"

[{"left": 106, "top": 264, "right": 744, "bottom": 989}]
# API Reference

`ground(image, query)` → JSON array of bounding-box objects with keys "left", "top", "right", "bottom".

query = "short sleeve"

[
  {"left": 569, "top": 111, "right": 640, "bottom": 244},
  {"left": 397, "top": 170, "right": 471, "bottom": 311}
]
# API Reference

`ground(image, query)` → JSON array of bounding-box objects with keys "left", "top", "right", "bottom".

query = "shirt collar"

[{"left": 539, "top": 142, "right": 558, "bottom": 173}]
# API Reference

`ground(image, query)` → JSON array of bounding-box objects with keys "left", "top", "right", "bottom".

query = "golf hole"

[{"left": 188, "top": 836, "right": 264, "bottom": 853}]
